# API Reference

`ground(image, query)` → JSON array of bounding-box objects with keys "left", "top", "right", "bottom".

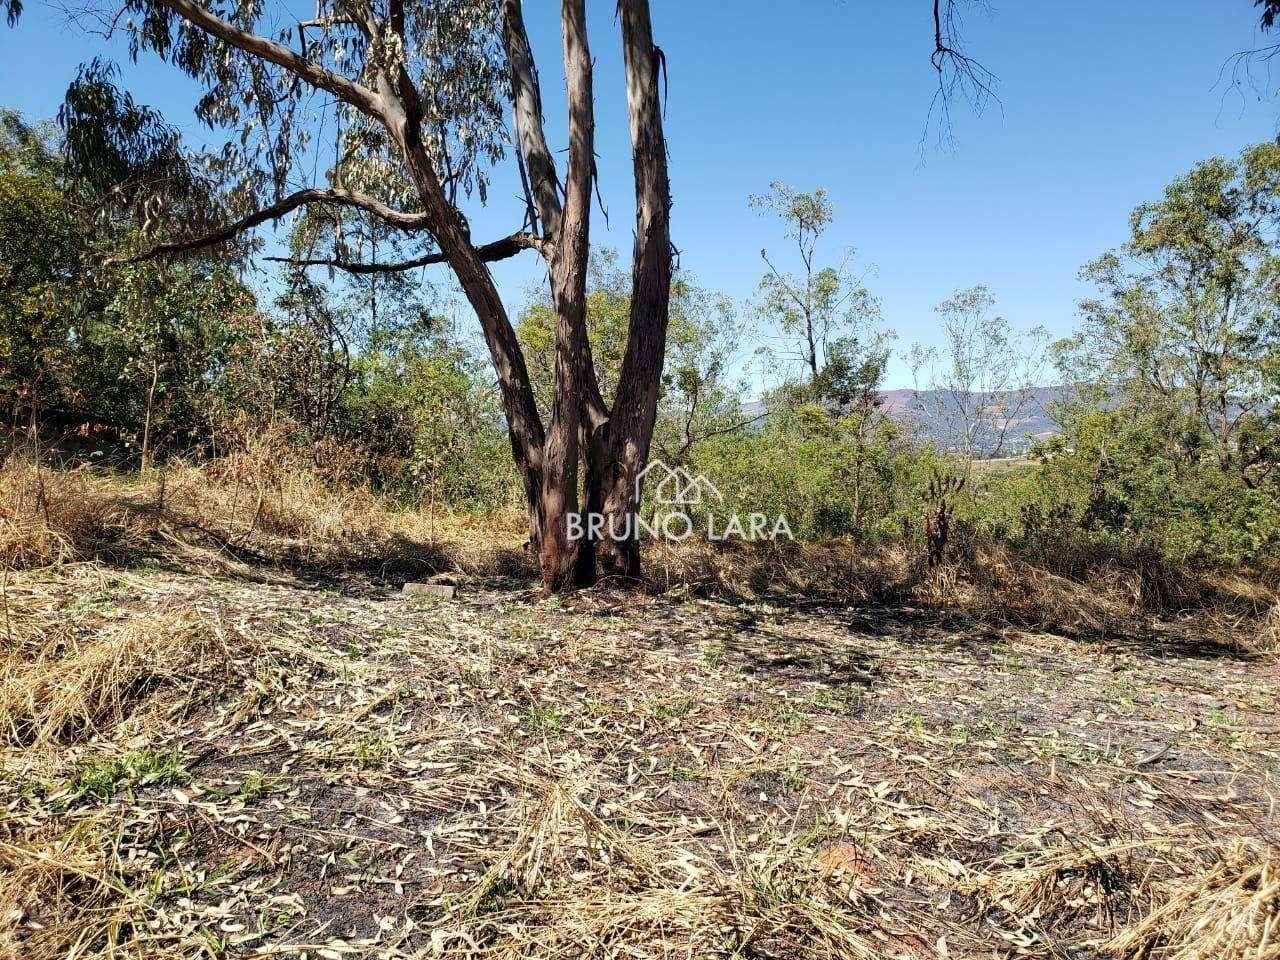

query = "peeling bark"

[{"left": 590, "top": 0, "right": 674, "bottom": 580}]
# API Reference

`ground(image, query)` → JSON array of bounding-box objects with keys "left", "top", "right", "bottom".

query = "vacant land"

[{"left": 2, "top": 556, "right": 1277, "bottom": 959}]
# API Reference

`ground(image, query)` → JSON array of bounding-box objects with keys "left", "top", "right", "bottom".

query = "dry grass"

[
  {"left": 0, "top": 449, "right": 530, "bottom": 581},
  {"left": 443, "top": 773, "right": 908, "bottom": 960},
  {"left": 964, "top": 837, "right": 1153, "bottom": 936},
  {"left": 0, "top": 464, "right": 120, "bottom": 569},
  {"left": 1107, "top": 840, "right": 1280, "bottom": 960},
  {"left": 650, "top": 536, "right": 1280, "bottom": 653},
  {"left": 0, "top": 562, "right": 1275, "bottom": 959},
  {"left": 0, "top": 613, "right": 232, "bottom": 747},
  {"left": 3, "top": 453, "right": 1276, "bottom": 653},
  {"left": 1, "top": 452, "right": 1278, "bottom": 957},
  {"left": 0, "top": 815, "right": 159, "bottom": 960},
  {"left": 1250, "top": 601, "right": 1280, "bottom": 654}
]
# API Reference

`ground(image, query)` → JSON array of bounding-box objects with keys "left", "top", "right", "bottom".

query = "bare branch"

[
  {"left": 924, "top": 0, "right": 1000, "bottom": 151},
  {"left": 107, "top": 188, "right": 430, "bottom": 264},
  {"left": 759, "top": 249, "right": 809, "bottom": 314},
  {"left": 671, "top": 408, "right": 772, "bottom": 464},
  {"left": 1218, "top": 41, "right": 1280, "bottom": 110},
  {"left": 265, "top": 231, "right": 543, "bottom": 273}
]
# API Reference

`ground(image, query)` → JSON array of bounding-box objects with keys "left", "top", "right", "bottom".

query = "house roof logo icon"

[{"left": 636, "top": 460, "right": 723, "bottom": 505}]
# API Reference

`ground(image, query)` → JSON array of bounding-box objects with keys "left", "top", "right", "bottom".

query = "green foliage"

[
  {"left": 0, "top": 107, "right": 255, "bottom": 455},
  {"left": 82, "top": 258, "right": 255, "bottom": 449},
  {"left": 1064, "top": 142, "right": 1280, "bottom": 486},
  {"left": 61, "top": 59, "right": 215, "bottom": 237},
  {"left": 996, "top": 142, "right": 1280, "bottom": 565},
  {"left": 1004, "top": 407, "right": 1280, "bottom": 564},
  {"left": 66, "top": 747, "right": 189, "bottom": 802},
  {"left": 518, "top": 248, "right": 746, "bottom": 466},
  {"left": 0, "top": 107, "right": 512, "bottom": 507},
  {"left": 357, "top": 321, "right": 515, "bottom": 508},
  {"left": 687, "top": 383, "right": 922, "bottom": 543},
  {"left": 517, "top": 249, "right": 635, "bottom": 408},
  {"left": 749, "top": 181, "right": 880, "bottom": 380},
  {"left": 0, "top": 112, "right": 83, "bottom": 418}
]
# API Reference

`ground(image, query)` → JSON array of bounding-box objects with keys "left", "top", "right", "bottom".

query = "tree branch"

[
  {"left": 500, "top": 0, "right": 563, "bottom": 239},
  {"left": 154, "top": 0, "right": 386, "bottom": 119},
  {"left": 561, "top": 0, "right": 594, "bottom": 245},
  {"left": 760, "top": 249, "right": 808, "bottom": 314},
  {"left": 672, "top": 407, "right": 772, "bottom": 464},
  {"left": 924, "top": 0, "right": 999, "bottom": 149},
  {"left": 265, "top": 231, "right": 543, "bottom": 273},
  {"left": 107, "top": 188, "right": 430, "bottom": 264}
]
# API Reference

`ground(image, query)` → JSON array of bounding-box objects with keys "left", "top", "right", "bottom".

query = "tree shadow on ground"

[
  {"left": 88, "top": 493, "right": 534, "bottom": 592},
  {"left": 753, "top": 589, "right": 1267, "bottom": 666}
]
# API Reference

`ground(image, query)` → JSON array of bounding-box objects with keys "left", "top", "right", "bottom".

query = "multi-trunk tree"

[{"left": 19, "top": 0, "right": 674, "bottom": 591}]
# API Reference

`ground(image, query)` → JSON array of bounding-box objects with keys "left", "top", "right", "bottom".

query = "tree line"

[{"left": 4, "top": 105, "right": 1278, "bottom": 565}]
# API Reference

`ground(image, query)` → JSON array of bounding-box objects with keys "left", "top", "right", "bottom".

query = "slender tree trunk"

[
  {"left": 589, "top": 0, "right": 673, "bottom": 581},
  {"left": 141, "top": 357, "right": 159, "bottom": 469},
  {"left": 537, "top": 257, "right": 587, "bottom": 591},
  {"left": 530, "top": 0, "right": 594, "bottom": 591},
  {"left": 395, "top": 115, "right": 561, "bottom": 578},
  {"left": 806, "top": 311, "right": 819, "bottom": 382},
  {"left": 575, "top": 417, "right": 609, "bottom": 582}
]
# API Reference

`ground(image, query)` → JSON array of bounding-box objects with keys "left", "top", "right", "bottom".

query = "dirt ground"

[{"left": 2, "top": 564, "right": 1278, "bottom": 959}]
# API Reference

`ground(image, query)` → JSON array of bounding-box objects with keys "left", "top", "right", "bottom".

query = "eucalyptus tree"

[
  {"left": 1066, "top": 143, "right": 1280, "bottom": 487},
  {"left": 11, "top": 0, "right": 673, "bottom": 590},
  {"left": 750, "top": 183, "right": 879, "bottom": 386},
  {"left": 908, "top": 286, "right": 1049, "bottom": 468}
]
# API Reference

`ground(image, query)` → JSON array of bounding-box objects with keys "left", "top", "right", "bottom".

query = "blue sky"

[{"left": 2, "top": 1, "right": 1278, "bottom": 387}]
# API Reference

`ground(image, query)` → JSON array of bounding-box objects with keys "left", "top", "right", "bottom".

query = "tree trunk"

[
  {"left": 582, "top": 451, "right": 641, "bottom": 580},
  {"left": 536, "top": 248, "right": 588, "bottom": 592},
  {"left": 588, "top": 0, "right": 673, "bottom": 582},
  {"left": 394, "top": 0, "right": 666, "bottom": 592},
  {"left": 529, "top": 0, "right": 594, "bottom": 591},
  {"left": 393, "top": 113, "right": 561, "bottom": 580},
  {"left": 397, "top": 0, "right": 658, "bottom": 592},
  {"left": 141, "top": 356, "right": 160, "bottom": 469}
]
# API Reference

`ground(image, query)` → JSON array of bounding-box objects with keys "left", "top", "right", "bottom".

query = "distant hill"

[
  {"left": 740, "top": 387, "right": 1065, "bottom": 456},
  {"left": 878, "top": 387, "right": 1063, "bottom": 454}
]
